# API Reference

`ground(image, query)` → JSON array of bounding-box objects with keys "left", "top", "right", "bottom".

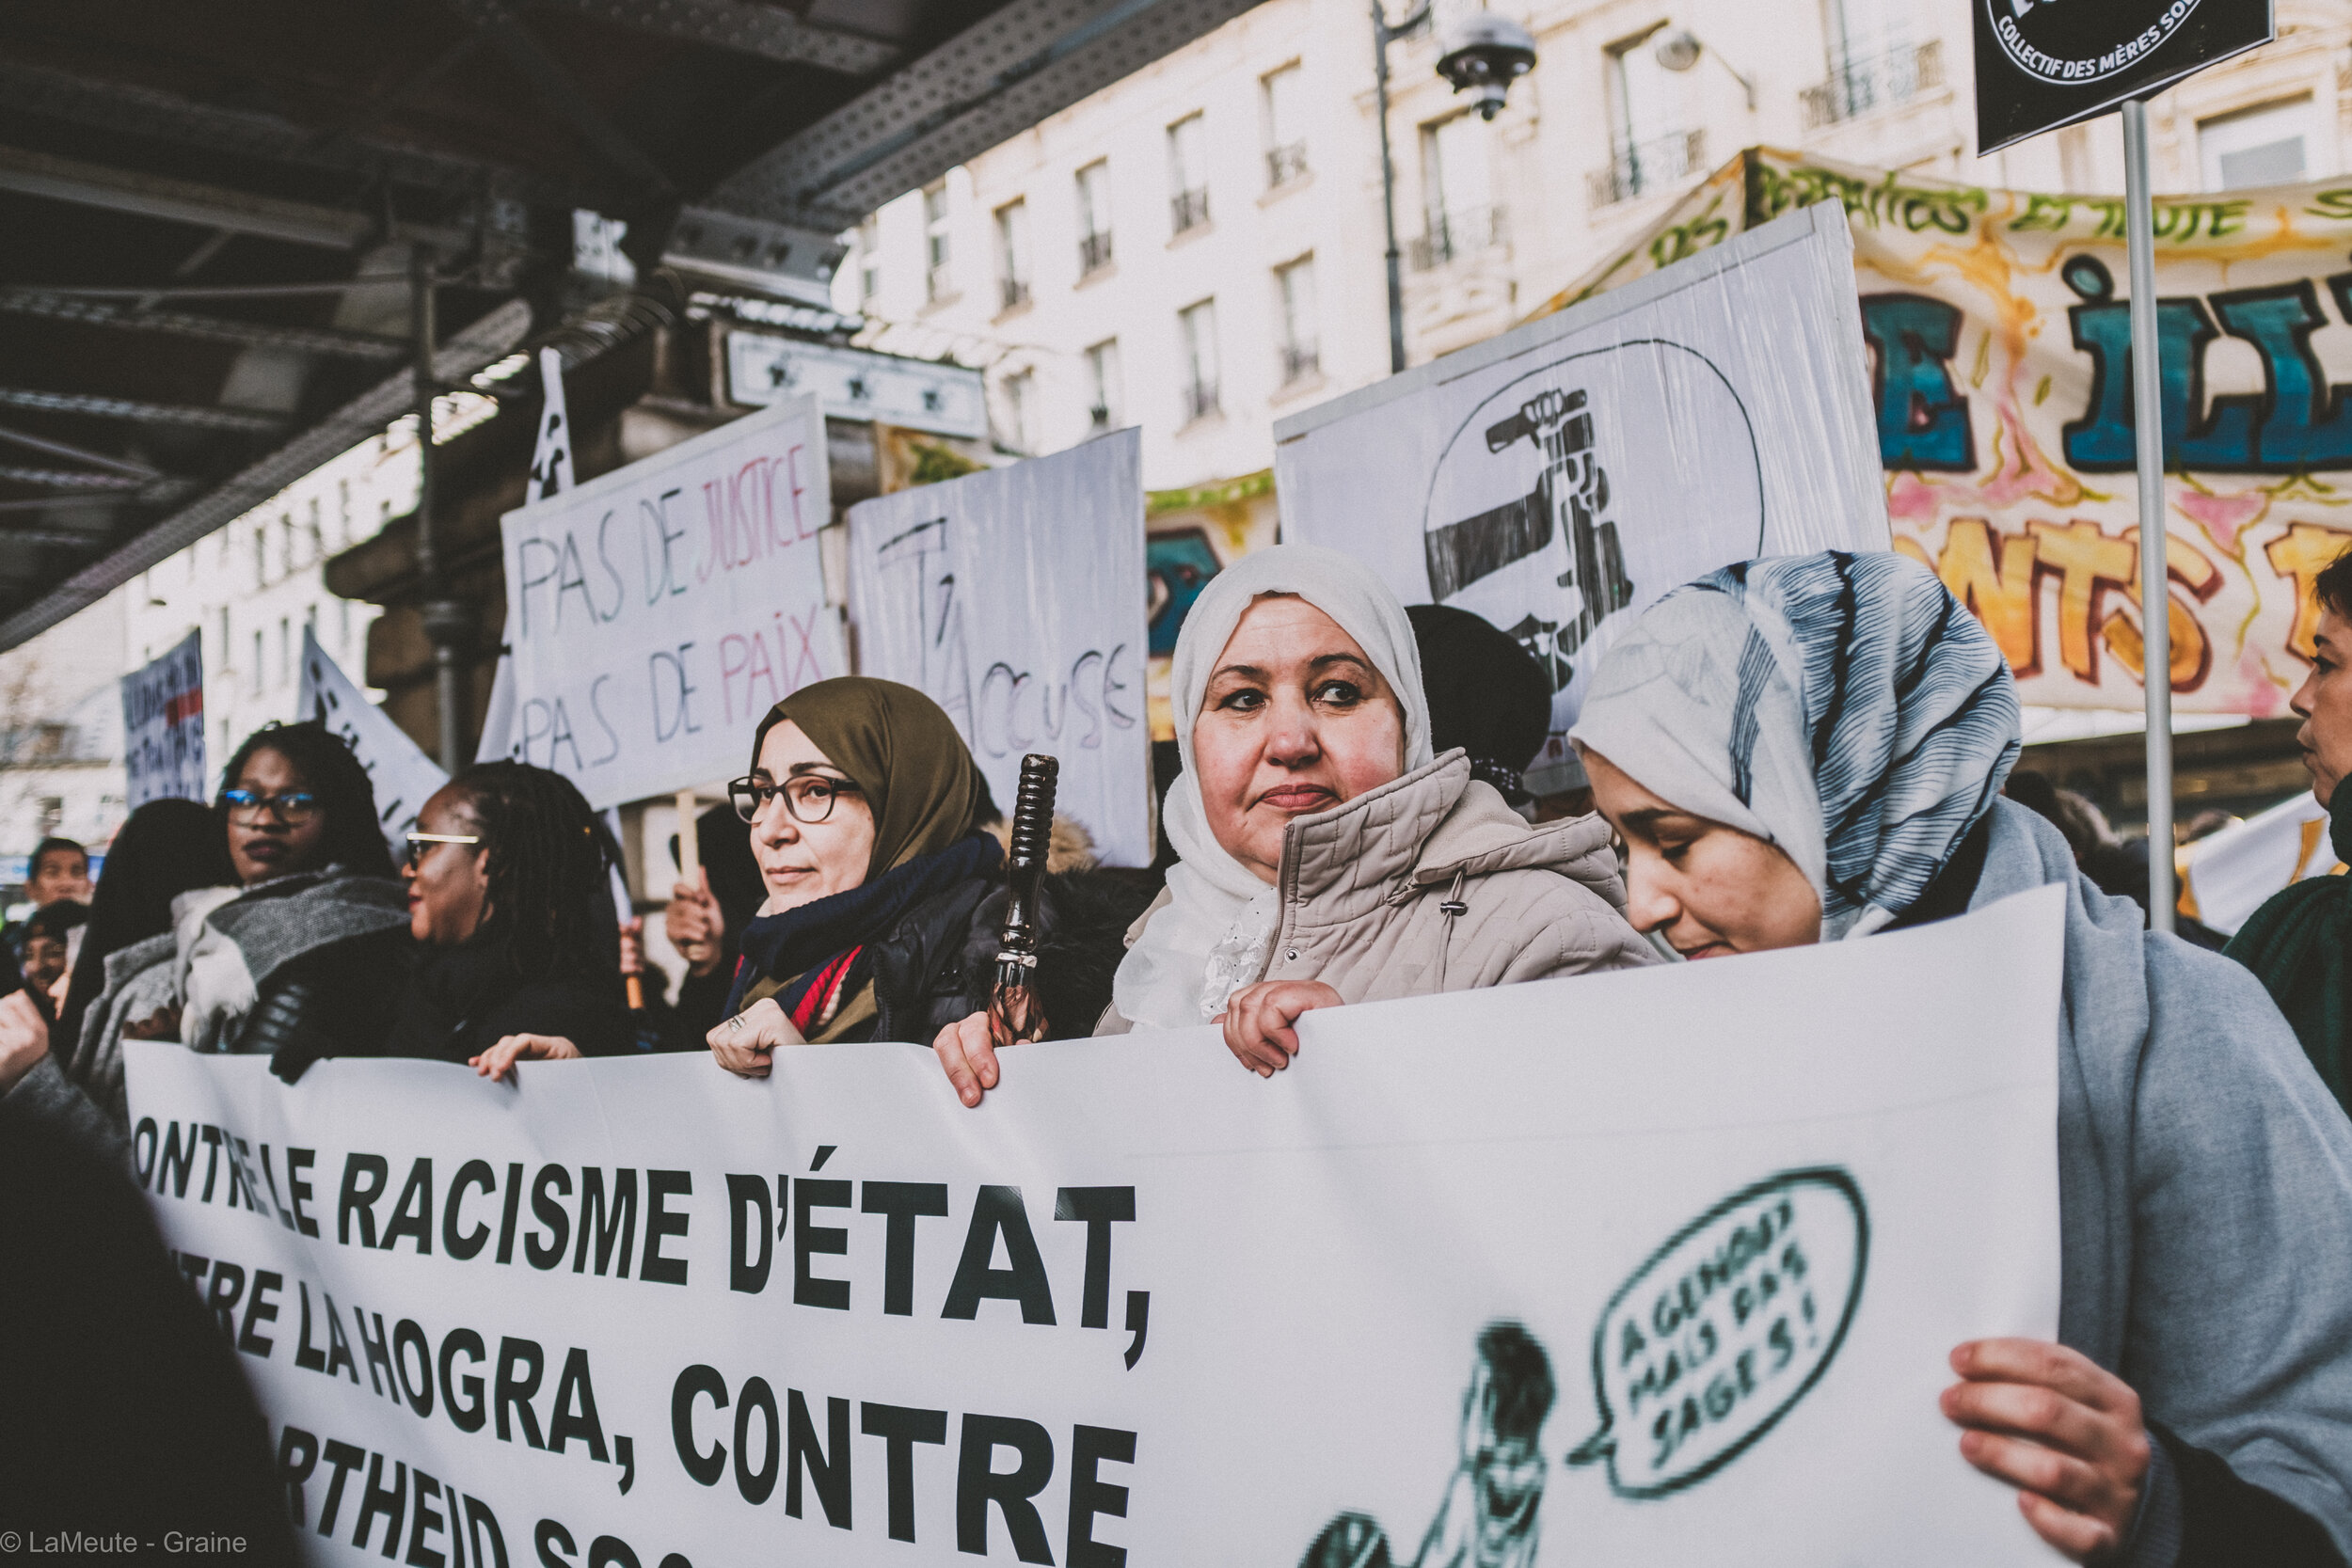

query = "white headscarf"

[
  {"left": 1569, "top": 552, "right": 2020, "bottom": 941},
  {"left": 1113, "top": 545, "right": 1434, "bottom": 1029}
]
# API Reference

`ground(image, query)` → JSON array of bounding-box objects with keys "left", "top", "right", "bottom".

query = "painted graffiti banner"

[
  {"left": 1276, "top": 204, "right": 1888, "bottom": 794},
  {"left": 1540, "top": 147, "right": 2352, "bottom": 719},
  {"left": 120, "top": 628, "right": 208, "bottom": 807},
  {"left": 494, "top": 394, "right": 844, "bottom": 809},
  {"left": 847, "top": 429, "right": 1151, "bottom": 866},
  {"left": 126, "top": 885, "right": 2063, "bottom": 1567}
]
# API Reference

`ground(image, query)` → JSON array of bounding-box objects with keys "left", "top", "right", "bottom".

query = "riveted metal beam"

[
  {"left": 524, "top": 0, "right": 899, "bottom": 74},
  {"left": 0, "top": 293, "right": 407, "bottom": 362},
  {"left": 0, "top": 388, "right": 287, "bottom": 435},
  {"left": 0, "top": 298, "right": 534, "bottom": 650},
  {"left": 0, "top": 144, "right": 372, "bottom": 248},
  {"left": 0, "top": 59, "right": 599, "bottom": 211},
  {"left": 442, "top": 0, "right": 678, "bottom": 205},
  {"left": 0, "top": 466, "right": 148, "bottom": 492},
  {"left": 707, "top": 0, "right": 1262, "bottom": 228},
  {"left": 0, "top": 145, "right": 478, "bottom": 255}
]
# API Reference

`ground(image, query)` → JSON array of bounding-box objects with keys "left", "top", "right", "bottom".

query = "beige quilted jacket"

[{"left": 1105, "top": 751, "right": 1657, "bottom": 1029}]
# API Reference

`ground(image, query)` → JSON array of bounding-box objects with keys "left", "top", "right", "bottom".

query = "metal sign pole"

[{"left": 2122, "top": 98, "right": 2176, "bottom": 933}]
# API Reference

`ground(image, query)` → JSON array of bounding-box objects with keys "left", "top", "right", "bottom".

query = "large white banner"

[
  {"left": 495, "top": 394, "right": 845, "bottom": 809},
  {"left": 1274, "top": 204, "right": 1888, "bottom": 792},
  {"left": 847, "top": 430, "right": 1151, "bottom": 866},
  {"left": 298, "top": 626, "right": 448, "bottom": 854},
  {"left": 129, "top": 885, "right": 2062, "bottom": 1567},
  {"left": 120, "top": 628, "right": 208, "bottom": 806}
]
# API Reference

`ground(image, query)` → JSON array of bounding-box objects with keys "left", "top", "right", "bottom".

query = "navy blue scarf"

[{"left": 723, "top": 832, "right": 1003, "bottom": 1021}]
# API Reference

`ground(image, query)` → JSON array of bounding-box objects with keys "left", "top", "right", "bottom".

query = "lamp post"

[{"left": 1372, "top": 3, "right": 1536, "bottom": 375}]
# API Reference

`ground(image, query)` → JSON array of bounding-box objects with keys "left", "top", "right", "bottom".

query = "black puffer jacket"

[{"left": 867, "top": 869, "right": 1159, "bottom": 1044}]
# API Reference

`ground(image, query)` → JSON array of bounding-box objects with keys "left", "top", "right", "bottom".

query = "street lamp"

[
  {"left": 1373, "top": 4, "right": 1537, "bottom": 374},
  {"left": 1651, "top": 25, "right": 1756, "bottom": 112}
]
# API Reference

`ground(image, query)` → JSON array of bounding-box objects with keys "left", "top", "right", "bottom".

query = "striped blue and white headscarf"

[{"left": 1570, "top": 551, "right": 2021, "bottom": 940}]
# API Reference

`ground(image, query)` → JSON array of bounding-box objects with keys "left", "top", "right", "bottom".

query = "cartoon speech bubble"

[{"left": 1566, "top": 1168, "right": 1867, "bottom": 1498}]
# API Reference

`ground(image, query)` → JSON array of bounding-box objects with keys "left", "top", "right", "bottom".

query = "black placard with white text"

[{"left": 1975, "top": 0, "right": 2273, "bottom": 153}]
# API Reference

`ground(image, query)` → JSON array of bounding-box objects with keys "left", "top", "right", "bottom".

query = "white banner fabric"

[
  {"left": 2186, "top": 788, "right": 2341, "bottom": 936},
  {"left": 120, "top": 628, "right": 209, "bottom": 807},
  {"left": 494, "top": 394, "right": 845, "bottom": 809},
  {"left": 298, "top": 626, "right": 449, "bottom": 852},
  {"left": 1273, "top": 204, "right": 1888, "bottom": 793},
  {"left": 847, "top": 430, "right": 1151, "bottom": 865},
  {"left": 128, "top": 885, "right": 2063, "bottom": 1568}
]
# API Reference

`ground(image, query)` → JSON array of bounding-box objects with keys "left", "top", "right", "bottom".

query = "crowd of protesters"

[{"left": 4, "top": 540, "right": 2352, "bottom": 1565}]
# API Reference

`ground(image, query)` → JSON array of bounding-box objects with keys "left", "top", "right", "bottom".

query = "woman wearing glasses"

[
  {"left": 178, "top": 721, "right": 412, "bottom": 1080},
  {"left": 389, "top": 760, "right": 631, "bottom": 1078},
  {"left": 706, "top": 677, "right": 1141, "bottom": 1073}
]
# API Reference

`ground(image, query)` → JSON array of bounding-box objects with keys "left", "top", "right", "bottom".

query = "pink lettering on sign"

[{"left": 696, "top": 445, "right": 814, "bottom": 584}]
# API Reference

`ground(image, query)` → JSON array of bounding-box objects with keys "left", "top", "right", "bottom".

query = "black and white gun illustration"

[{"left": 1422, "top": 388, "right": 1635, "bottom": 689}]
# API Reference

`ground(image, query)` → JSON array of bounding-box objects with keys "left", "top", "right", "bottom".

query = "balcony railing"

[
  {"left": 1171, "top": 186, "right": 1210, "bottom": 234},
  {"left": 1409, "top": 204, "right": 1509, "bottom": 271},
  {"left": 1587, "top": 129, "right": 1707, "bottom": 210},
  {"left": 1078, "top": 230, "right": 1113, "bottom": 275},
  {"left": 1000, "top": 277, "right": 1031, "bottom": 311},
  {"left": 1802, "top": 40, "right": 1946, "bottom": 129},
  {"left": 1280, "top": 343, "right": 1321, "bottom": 385},
  {"left": 1183, "top": 380, "right": 1220, "bottom": 421},
  {"left": 1266, "top": 141, "right": 1309, "bottom": 188}
]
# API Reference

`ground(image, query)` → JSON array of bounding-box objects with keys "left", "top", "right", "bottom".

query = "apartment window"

[
  {"left": 253, "top": 526, "right": 267, "bottom": 589},
  {"left": 1592, "top": 30, "right": 1703, "bottom": 207},
  {"left": 1805, "top": 0, "right": 1939, "bottom": 127},
  {"left": 217, "top": 608, "right": 230, "bottom": 673},
  {"left": 338, "top": 478, "right": 352, "bottom": 546},
  {"left": 278, "top": 617, "right": 290, "bottom": 689},
  {"left": 1002, "top": 369, "right": 1038, "bottom": 453},
  {"left": 1085, "top": 339, "right": 1123, "bottom": 430},
  {"left": 995, "top": 199, "right": 1031, "bottom": 311},
  {"left": 339, "top": 598, "right": 353, "bottom": 656},
  {"left": 1179, "top": 299, "right": 1220, "bottom": 421},
  {"left": 2201, "top": 97, "right": 2315, "bottom": 190},
  {"left": 1275, "top": 258, "right": 1320, "bottom": 385},
  {"left": 1168, "top": 114, "right": 1210, "bottom": 234},
  {"left": 857, "top": 214, "right": 882, "bottom": 305},
  {"left": 1075, "top": 161, "right": 1114, "bottom": 275},
  {"left": 1263, "top": 64, "right": 1309, "bottom": 187},
  {"left": 307, "top": 498, "right": 325, "bottom": 560},
  {"left": 250, "top": 630, "right": 263, "bottom": 696},
  {"left": 923, "top": 182, "right": 952, "bottom": 302},
  {"left": 1417, "top": 113, "right": 1502, "bottom": 268}
]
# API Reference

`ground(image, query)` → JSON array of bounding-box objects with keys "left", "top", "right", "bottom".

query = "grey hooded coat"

[{"left": 1973, "top": 798, "right": 2352, "bottom": 1560}]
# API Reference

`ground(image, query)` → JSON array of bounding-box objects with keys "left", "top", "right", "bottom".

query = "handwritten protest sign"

[
  {"left": 1275, "top": 204, "right": 1886, "bottom": 793},
  {"left": 119, "top": 629, "right": 207, "bottom": 807},
  {"left": 847, "top": 430, "right": 1150, "bottom": 864},
  {"left": 494, "top": 394, "right": 843, "bottom": 809},
  {"left": 297, "top": 626, "right": 447, "bottom": 853},
  {"left": 129, "top": 884, "right": 2063, "bottom": 1565}
]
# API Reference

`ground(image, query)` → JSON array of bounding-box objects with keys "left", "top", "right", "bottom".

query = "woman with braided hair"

[{"left": 388, "top": 759, "right": 631, "bottom": 1076}]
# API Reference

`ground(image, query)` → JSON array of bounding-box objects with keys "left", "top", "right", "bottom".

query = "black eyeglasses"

[
  {"left": 404, "top": 832, "right": 483, "bottom": 870},
  {"left": 222, "top": 787, "right": 321, "bottom": 824},
  {"left": 728, "top": 773, "right": 861, "bottom": 825}
]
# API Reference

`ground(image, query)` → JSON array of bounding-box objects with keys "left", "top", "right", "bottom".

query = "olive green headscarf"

[{"left": 750, "top": 677, "right": 987, "bottom": 879}]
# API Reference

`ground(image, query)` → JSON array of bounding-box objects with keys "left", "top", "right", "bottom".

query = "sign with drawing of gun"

[
  {"left": 1278, "top": 204, "right": 1888, "bottom": 793},
  {"left": 847, "top": 429, "right": 1151, "bottom": 866},
  {"left": 1426, "top": 388, "right": 1638, "bottom": 689}
]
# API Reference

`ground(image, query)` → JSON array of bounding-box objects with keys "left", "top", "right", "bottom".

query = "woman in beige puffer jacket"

[{"left": 930, "top": 545, "right": 1654, "bottom": 1105}]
